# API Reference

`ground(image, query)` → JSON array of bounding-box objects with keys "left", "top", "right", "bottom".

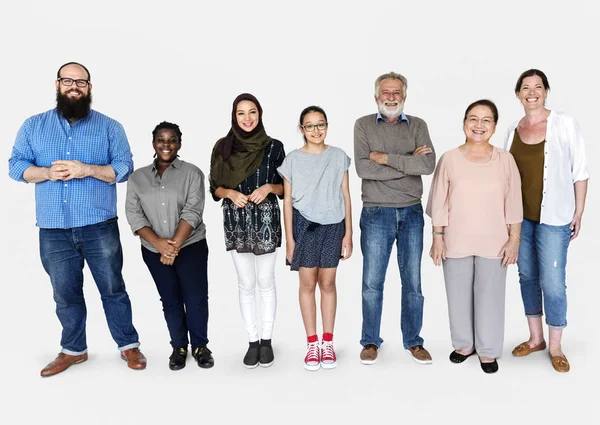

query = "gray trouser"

[{"left": 442, "top": 256, "right": 507, "bottom": 359}]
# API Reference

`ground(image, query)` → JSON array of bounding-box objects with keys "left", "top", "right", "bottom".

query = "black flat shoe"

[
  {"left": 259, "top": 339, "right": 274, "bottom": 367},
  {"left": 169, "top": 347, "right": 187, "bottom": 371},
  {"left": 244, "top": 341, "right": 260, "bottom": 369},
  {"left": 480, "top": 359, "right": 499, "bottom": 374},
  {"left": 449, "top": 350, "right": 476, "bottom": 364},
  {"left": 193, "top": 346, "right": 214, "bottom": 369}
]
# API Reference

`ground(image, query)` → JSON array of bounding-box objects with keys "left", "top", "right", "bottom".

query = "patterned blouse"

[{"left": 211, "top": 139, "right": 285, "bottom": 255}]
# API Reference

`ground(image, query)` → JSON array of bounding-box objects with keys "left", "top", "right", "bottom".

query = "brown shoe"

[
  {"left": 512, "top": 340, "right": 546, "bottom": 357},
  {"left": 406, "top": 345, "right": 432, "bottom": 364},
  {"left": 40, "top": 352, "right": 88, "bottom": 377},
  {"left": 120, "top": 347, "right": 147, "bottom": 370},
  {"left": 360, "top": 344, "right": 378, "bottom": 365},
  {"left": 550, "top": 353, "right": 570, "bottom": 372}
]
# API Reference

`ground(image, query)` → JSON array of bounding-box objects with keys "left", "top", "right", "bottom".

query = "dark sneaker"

[
  {"left": 169, "top": 347, "right": 187, "bottom": 371},
  {"left": 406, "top": 345, "right": 432, "bottom": 365},
  {"left": 192, "top": 346, "right": 214, "bottom": 369},
  {"left": 244, "top": 341, "right": 260, "bottom": 369},
  {"left": 360, "top": 344, "right": 378, "bottom": 365},
  {"left": 259, "top": 339, "right": 274, "bottom": 367}
]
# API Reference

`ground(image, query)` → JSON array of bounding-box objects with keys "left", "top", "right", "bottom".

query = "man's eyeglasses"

[
  {"left": 58, "top": 78, "right": 90, "bottom": 88},
  {"left": 300, "top": 123, "right": 328, "bottom": 132}
]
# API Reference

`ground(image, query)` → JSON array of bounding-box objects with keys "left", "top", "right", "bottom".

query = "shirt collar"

[
  {"left": 152, "top": 157, "right": 182, "bottom": 175},
  {"left": 376, "top": 112, "right": 409, "bottom": 124}
]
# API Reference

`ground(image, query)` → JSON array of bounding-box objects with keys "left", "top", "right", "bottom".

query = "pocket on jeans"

[
  {"left": 362, "top": 206, "right": 380, "bottom": 214},
  {"left": 410, "top": 203, "right": 423, "bottom": 213}
]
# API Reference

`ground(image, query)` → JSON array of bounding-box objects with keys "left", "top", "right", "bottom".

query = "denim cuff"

[
  {"left": 62, "top": 348, "right": 88, "bottom": 356},
  {"left": 118, "top": 342, "right": 140, "bottom": 351},
  {"left": 525, "top": 313, "right": 543, "bottom": 318},
  {"left": 546, "top": 321, "right": 567, "bottom": 330}
]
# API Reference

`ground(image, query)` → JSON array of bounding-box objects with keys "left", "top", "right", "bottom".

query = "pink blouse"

[{"left": 426, "top": 147, "right": 523, "bottom": 259}]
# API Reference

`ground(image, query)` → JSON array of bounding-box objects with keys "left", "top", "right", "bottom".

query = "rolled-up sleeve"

[
  {"left": 108, "top": 121, "right": 134, "bottom": 184},
  {"left": 568, "top": 117, "right": 590, "bottom": 183},
  {"left": 425, "top": 153, "right": 449, "bottom": 226},
  {"left": 180, "top": 169, "right": 205, "bottom": 229},
  {"left": 504, "top": 153, "right": 523, "bottom": 225},
  {"left": 125, "top": 178, "right": 152, "bottom": 235},
  {"left": 8, "top": 120, "right": 35, "bottom": 183}
]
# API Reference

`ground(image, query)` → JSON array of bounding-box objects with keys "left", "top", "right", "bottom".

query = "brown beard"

[{"left": 56, "top": 89, "right": 92, "bottom": 121}]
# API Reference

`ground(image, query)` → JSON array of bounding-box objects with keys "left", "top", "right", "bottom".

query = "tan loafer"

[
  {"left": 550, "top": 353, "right": 570, "bottom": 372},
  {"left": 512, "top": 340, "right": 547, "bottom": 357}
]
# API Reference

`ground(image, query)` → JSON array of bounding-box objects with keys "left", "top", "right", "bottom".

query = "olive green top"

[{"left": 509, "top": 130, "right": 545, "bottom": 221}]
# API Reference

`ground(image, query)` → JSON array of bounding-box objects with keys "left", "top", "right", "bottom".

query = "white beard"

[{"left": 377, "top": 100, "right": 404, "bottom": 121}]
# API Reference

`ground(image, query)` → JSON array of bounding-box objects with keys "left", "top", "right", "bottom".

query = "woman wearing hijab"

[{"left": 210, "top": 93, "right": 285, "bottom": 369}]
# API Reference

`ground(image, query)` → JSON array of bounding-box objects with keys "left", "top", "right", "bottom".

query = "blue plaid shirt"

[{"left": 8, "top": 108, "right": 134, "bottom": 229}]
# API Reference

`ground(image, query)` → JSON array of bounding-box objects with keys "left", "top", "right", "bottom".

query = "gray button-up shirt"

[{"left": 125, "top": 158, "right": 206, "bottom": 253}]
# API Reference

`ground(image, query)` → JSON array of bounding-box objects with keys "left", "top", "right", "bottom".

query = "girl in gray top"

[{"left": 278, "top": 106, "right": 353, "bottom": 371}]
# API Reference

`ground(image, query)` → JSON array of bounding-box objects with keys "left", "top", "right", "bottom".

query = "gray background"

[{"left": 2, "top": 0, "right": 597, "bottom": 423}]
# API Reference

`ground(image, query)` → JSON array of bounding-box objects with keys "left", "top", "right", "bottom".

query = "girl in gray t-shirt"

[{"left": 277, "top": 106, "right": 353, "bottom": 371}]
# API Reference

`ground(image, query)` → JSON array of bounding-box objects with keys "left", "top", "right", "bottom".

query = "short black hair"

[
  {"left": 152, "top": 121, "right": 182, "bottom": 142},
  {"left": 57, "top": 62, "right": 91, "bottom": 82},
  {"left": 515, "top": 69, "right": 550, "bottom": 94},
  {"left": 463, "top": 99, "right": 499, "bottom": 123}
]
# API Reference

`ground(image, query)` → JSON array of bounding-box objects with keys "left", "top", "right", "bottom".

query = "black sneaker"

[
  {"left": 243, "top": 341, "right": 260, "bottom": 369},
  {"left": 169, "top": 347, "right": 187, "bottom": 371},
  {"left": 192, "top": 346, "right": 214, "bottom": 369},
  {"left": 259, "top": 339, "right": 274, "bottom": 367}
]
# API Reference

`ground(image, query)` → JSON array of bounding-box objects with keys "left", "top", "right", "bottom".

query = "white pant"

[{"left": 230, "top": 251, "right": 277, "bottom": 342}]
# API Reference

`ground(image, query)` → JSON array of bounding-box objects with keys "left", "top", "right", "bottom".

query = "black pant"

[{"left": 142, "top": 239, "right": 209, "bottom": 349}]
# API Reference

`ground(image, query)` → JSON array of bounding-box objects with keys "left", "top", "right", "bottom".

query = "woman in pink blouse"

[{"left": 426, "top": 99, "right": 523, "bottom": 374}]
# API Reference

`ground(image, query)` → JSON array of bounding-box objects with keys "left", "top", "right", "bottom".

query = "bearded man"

[
  {"left": 354, "top": 72, "right": 436, "bottom": 366},
  {"left": 8, "top": 62, "right": 146, "bottom": 376}
]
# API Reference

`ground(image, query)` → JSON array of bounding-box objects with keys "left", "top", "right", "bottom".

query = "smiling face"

[
  {"left": 300, "top": 111, "right": 328, "bottom": 146},
  {"left": 375, "top": 78, "right": 405, "bottom": 120},
  {"left": 55, "top": 63, "right": 92, "bottom": 99},
  {"left": 235, "top": 100, "right": 259, "bottom": 132},
  {"left": 463, "top": 105, "right": 497, "bottom": 144},
  {"left": 517, "top": 75, "right": 548, "bottom": 110},
  {"left": 153, "top": 128, "right": 181, "bottom": 162}
]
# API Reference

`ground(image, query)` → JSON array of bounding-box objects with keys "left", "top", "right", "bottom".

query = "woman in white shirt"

[{"left": 505, "top": 69, "right": 589, "bottom": 373}]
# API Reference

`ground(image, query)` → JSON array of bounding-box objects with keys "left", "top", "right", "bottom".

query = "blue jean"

[
  {"left": 142, "top": 240, "right": 209, "bottom": 350},
  {"left": 517, "top": 218, "right": 571, "bottom": 329},
  {"left": 39, "top": 218, "right": 140, "bottom": 355},
  {"left": 360, "top": 204, "right": 425, "bottom": 349}
]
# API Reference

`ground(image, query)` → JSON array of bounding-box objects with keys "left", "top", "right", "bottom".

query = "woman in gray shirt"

[{"left": 126, "top": 121, "right": 213, "bottom": 371}]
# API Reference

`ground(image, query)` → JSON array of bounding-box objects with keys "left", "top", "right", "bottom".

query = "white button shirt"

[{"left": 505, "top": 110, "right": 589, "bottom": 226}]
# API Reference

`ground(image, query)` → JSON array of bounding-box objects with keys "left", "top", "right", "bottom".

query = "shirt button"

[
  {"left": 161, "top": 186, "right": 165, "bottom": 189},
  {"left": 164, "top": 220, "right": 167, "bottom": 223},
  {"left": 64, "top": 184, "right": 67, "bottom": 187},
  {"left": 162, "top": 203, "right": 165, "bottom": 206},
  {"left": 68, "top": 137, "right": 72, "bottom": 140},
  {"left": 64, "top": 200, "right": 67, "bottom": 203},
  {"left": 66, "top": 152, "right": 70, "bottom": 155}
]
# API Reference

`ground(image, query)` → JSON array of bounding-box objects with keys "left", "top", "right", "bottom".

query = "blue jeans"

[
  {"left": 142, "top": 240, "right": 209, "bottom": 350},
  {"left": 360, "top": 204, "right": 425, "bottom": 349},
  {"left": 39, "top": 218, "right": 140, "bottom": 355},
  {"left": 517, "top": 218, "right": 571, "bottom": 329}
]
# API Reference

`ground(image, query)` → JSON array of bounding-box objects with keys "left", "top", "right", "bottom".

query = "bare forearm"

[
  {"left": 214, "top": 187, "right": 231, "bottom": 200},
  {"left": 171, "top": 220, "right": 194, "bottom": 245},
  {"left": 87, "top": 165, "right": 116, "bottom": 182},
  {"left": 23, "top": 166, "right": 50, "bottom": 183},
  {"left": 136, "top": 226, "right": 161, "bottom": 247},
  {"left": 574, "top": 180, "right": 588, "bottom": 216},
  {"left": 268, "top": 183, "right": 284, "bottom": 197}
]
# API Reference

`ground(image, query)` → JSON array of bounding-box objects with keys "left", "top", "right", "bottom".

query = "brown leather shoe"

[
  {"left": 40, "top": 352, "right": 88, "bottom": 377},
  {"left": 360, "top": 344, "right": 378, "bottom": 365},
  {"left": 550, "top": 353, "right": 570, "bottom": 372},
  {"left": 512, "top": 340, "right": 546, "bottom": 357},
  {"left": 120, "top": 347, "right": 147, "bottom": 370},
  {"left": 406, "top": 345, "right": 433, "bottom": 364}
]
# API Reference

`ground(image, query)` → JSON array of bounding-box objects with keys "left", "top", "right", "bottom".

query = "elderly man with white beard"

[{"left": 354, "top": 71, "right": 436, "bottom": 366}]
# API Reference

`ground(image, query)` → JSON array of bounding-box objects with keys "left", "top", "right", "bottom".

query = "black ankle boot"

[
  {"left": 244, "top": 341, "right": 260, "bottom": 368},
  {"left": 169, "top": 347, "right": 187, "bottom": 371},
  {"left": 259, "top": 339, "right": 274, "bottom": 367}
]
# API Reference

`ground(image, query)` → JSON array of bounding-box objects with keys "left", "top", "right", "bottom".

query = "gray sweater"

[{"left": 354, "top": 113, "right": 436, "bottom": 207}]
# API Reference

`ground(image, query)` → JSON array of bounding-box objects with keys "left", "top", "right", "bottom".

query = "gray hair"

[{"left": 374, "top": 72, "right": 408, "bottom": 98}]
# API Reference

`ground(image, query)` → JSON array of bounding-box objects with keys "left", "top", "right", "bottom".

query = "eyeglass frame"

[
  {"left": 57, "top": 77, "right": 91, "bottom": 88},
  {"left": 465, "top": 116, "right": 495, "bottom": 126},
  {"left": 300, "top": 122, "right": 328, "bottom": 132}
]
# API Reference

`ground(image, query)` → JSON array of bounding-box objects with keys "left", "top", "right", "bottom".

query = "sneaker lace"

[
  {"left": 305, "top": 341, "right": 320, "bottom": 362},
  {"left": 321, "top": 341, "right": 335, "bottom": 361}
]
